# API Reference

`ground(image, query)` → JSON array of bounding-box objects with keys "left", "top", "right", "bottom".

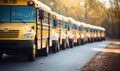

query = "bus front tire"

[
  {"left": 43, "top": 46, "right": 49, "bottom": 56},
  {"left": 52, "top": 41, "right": 58, "bottom": 53},
  {"left": 28, "top": 44, "right": 36, "bottom": 61},
  {"left": 0, "top": 51, "right": 3, "bottom": 62},
  {"left": 69, "top": 39, "right": 73, "bottom": 48},
  {"left": 77, "top": 39, "right": 81, "bottom": 46},
  {"left": 62, "top": 39, "right": 66, "bottom": 50},
  {"left": 57, "top": 42, "right": 60, "bottom": 52},
  {"left": 81, "top": 39, "right": 84, "bottom": 45}
]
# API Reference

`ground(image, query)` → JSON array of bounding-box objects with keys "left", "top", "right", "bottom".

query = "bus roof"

[
  {"left": 75, "top": 21, "right": 81, "bottom": 26},
  {"left": 51, "top": 12, "right": 62, "bottom": 20},
  {"left": 87, "top": 24, "right": 92, "bottom": 28},
  {"left": 61, "top": 15, "right": 68, "bottom": 22},
  {"left": 0, "top": 0, "right": 52, "bottom": 13},
  {"left": 81, "top": 22, "right": 88, "bottom": 28},
  {"left": 101, "top": 27, "right": 105, "bottom": 31},
  {"left": 34, "top": 0, "right": 52, "bottom": 13},
  {"left": 67, "top": 17, "right": 76, "bottom": 24}
]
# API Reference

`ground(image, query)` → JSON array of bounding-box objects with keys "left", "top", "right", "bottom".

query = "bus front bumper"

[{"left": 0, "top": 40, "right": 34, "bottom": 55}]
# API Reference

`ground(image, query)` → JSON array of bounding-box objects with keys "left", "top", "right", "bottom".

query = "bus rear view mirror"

[{"left": 39, "top": 9, "right": 44, "bottom": 20}]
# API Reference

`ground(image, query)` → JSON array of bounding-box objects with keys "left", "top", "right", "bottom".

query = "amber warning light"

[
  {"left": 28, "top": 0, "right": 35, "bottom": 6},
  {"left": 4, "top": 0, "right": 17, "bottom": 4}
]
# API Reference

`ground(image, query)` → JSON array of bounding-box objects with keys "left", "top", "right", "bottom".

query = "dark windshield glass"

[
  {"left": 0, "top": 6, "right": 10, "bottom": 22},
  {"left": 87, "top": 28, "right": 90, "bottom": 32},
  {"left": 62, "top": 21, "right": 65, "bottom": 29},
  {"left": 68, "top": 23, "right": 72, "bottom": 30},
  {"left": 0, "top": 6, "right": 35, "bottom": 23},
  {"left": 11, "top": 6, "right": 35, "bottom": 22},
  {"left": 80, "top": 26, "right": 84, "bottom": 31},
  {"left": 52, "top": 19, "right": 57, "bottom": 28},
  {"left": 76, "top": 26, "right": 79, "bottom": 30}
]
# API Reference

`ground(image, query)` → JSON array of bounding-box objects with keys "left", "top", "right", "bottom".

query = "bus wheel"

[
  {"left": 43, "top": 45, "right": 49, "bottom": 56},
  {"left": 0, "top": 51, "right": 3, "bottom": 62},
  {"left": 77, "top": 39, "right": 81, "bottom": 46},
  {"left": 52, "top": 40, "right": 58, "bottom": 53},
  {"left": 69, "top": 39, "right": 73, "bottom": 48},
  {"left": 62, "top": 39, "right": 66, "bottom": 50},
  {"left": 57, "top": 41, "right": 60, "bottom": 52},
  {"left": 81, "top": 39, "right": 84, "bottom": 45},
  {"left": 28, "top": 44, "right": 36, "bottom": 61}
]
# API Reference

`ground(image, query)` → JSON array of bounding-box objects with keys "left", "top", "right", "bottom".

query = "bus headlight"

[{"left": 22, "top": 33, "right": 33, "bottom": 38}]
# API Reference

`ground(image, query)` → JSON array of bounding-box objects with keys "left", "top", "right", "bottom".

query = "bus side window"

[
  {"left": 39, "top": 9, "right": 44, "bottom": 20},
  {"left": 52, "top": 19, "right": 57, "bottom": 28},
  {"left": 80, "top": 26, "right": 84, "bottom": 31}
]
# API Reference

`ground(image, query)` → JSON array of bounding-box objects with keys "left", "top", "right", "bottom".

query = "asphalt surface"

[{"left": 0, "top": 41, "right": 110, "bottom": 71}]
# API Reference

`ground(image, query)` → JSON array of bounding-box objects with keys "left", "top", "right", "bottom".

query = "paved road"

[{"left": 0, "top": 41, "right": 111, "bottom": 71}]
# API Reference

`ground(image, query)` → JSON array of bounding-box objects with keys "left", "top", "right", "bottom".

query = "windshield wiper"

[{"left": 13, "top": 19, "right": 25, "bottom": 24}]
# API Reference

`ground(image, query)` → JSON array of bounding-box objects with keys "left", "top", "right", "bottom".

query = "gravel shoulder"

[{"left": 80, "top": 39, "right": 120, "bottom": 71}]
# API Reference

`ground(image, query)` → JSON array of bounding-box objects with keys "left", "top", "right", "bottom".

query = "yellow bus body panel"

[
  {"left": 0, "top": 0, "right": 28, "bottom": 5},
  {"left": 0, "top": 23, "right": 36, "bottom": 40}
]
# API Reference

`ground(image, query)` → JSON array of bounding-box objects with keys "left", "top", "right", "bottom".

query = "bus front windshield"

[{"left": 0, "top": 6, "right": 35, "bottom": 23}]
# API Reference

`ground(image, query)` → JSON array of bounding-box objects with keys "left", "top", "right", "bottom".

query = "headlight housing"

[{"left": 22, "top": 33, "right": 33, "bottom": 38}]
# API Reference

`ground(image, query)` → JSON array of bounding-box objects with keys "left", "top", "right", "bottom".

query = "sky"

[
  {"left": 80, "top": 0, "right": 111, "bottom": 8},
  {"left": 99, "top": 0, "right": 111, "bottom": 8}
]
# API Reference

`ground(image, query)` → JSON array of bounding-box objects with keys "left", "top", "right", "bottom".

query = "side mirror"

[
  {"left": 39, "top": 9, "right": 44, "bottom": 20},
  {"left": 32, "top": 26, "right": 34, "bottom": 29}
]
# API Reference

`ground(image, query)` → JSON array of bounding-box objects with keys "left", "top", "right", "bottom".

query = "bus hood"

[{"left": 0, "top": 23, "right": 33, "bottom": 30}]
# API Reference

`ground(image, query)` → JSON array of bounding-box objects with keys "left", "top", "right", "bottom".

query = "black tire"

[
  {"left": 52, "top": 40, "right": 58, "bottom": 53},
  {"left": 88, "top": 38, "right": 90, "bottom": 43},
  {"left": 43, "top": 45, "right": 49, "bottom": 56},
  {"left": 28, "top": 44, "right": 36, "bottom": 61},
  {"left": 69, "top": 39, "right": 74, "bottom": 48},
  {"left": 81, "top": 39, "right": 84, "bottom": 45},
  {"left": 91, "top": 38, "right": 94, "bottom": 42},
  {"left": 77, "top": 39, "right": 81, "bottom": 46},
  {"left": 57, "top": 42, "right": 60, "bottom": 52},
  {"left": 62, "top": 39, "right": 66, "bottom": 50},
  {"left": 0, "top": 51, "right": 3, "bottom": 62},
  {"left": 103, "top": 38, "right": 105, "bottom": 40}
]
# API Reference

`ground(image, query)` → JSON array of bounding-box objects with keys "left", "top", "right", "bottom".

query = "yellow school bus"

[
  {"left": 93, "top": 26, "right": 97, "bottom": 41},
  {"left": 101, "top": 27, "right": 105, "bottom": 40},
  {"left": 91, "top": 25, "right": 95, "bottom": 42},
  {"left": 67, "top": 17, "right": 74, "bottom": 48},
  {"left": 77, "top": 21, "right": 82, "bottom": 45},
  {"left": 70, "top": 19, "right": 78, "bottom": 46},
  {"left": 74, "top": 21, "right": 81, "bottom": 46},
  {"left": 86, "top": 24, "right": 92, "bottom": 43},
  {"left": 83, "top": 23, "right": 89, "bottom": 43},
  {"left": 103, "top": 28, "right": 106, "bottom": 40},
  {"left": 0, "top": 0, "right": 53, "bottom": 61},
  {"left": 97, "top": 26, "right": 100, "bottom": 41},
  {"left": 79, "top": 22, "right": 86, "bottom": 44},
  {"left": 67, "top": 18, "right": 81, "bottom": 46},
  {"left": 98, "top": 26, "right": 102, "bottom": 41},
  {"left": 95, "top": 26, "right": 98, "bottom": 41},
  {"left": 95, "top": 26, "right": 100, "bottom": 41},
  {"left": 61, "top": 16, "right": 69, "bottom": 49},
  {"left": 51, "top": 12, "right": 63, "bottom": 52}
]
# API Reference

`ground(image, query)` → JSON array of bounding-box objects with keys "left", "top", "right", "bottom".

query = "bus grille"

[{"left": 0, "top": 30, "right": 19, "bottom": 38}]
